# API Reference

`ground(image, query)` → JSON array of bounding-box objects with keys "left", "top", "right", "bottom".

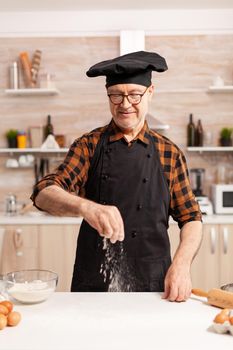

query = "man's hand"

[
  {"left": 35, "top": 186, "right": 124, "bottom": 244},
  {"left": 162, "top": 263, "right": 192, "bottom": 302},
  {"left": 82, "top": 201, "right": 124, "bottom": 244}
]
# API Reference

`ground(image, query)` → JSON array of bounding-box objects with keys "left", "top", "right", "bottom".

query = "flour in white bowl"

[{"left": 8, "top": 279, "right": 54, "bottom": 303}]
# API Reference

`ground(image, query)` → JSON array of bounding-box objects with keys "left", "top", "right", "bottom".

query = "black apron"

[{"left": 71, "top": 126, "right": 171, "bottom": 292}]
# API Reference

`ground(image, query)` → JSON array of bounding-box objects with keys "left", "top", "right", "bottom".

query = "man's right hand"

[
  {"left": 35, "top": 186, "right": 124, "bottom": 244},
  {"left": 81, "top": 201, "right": 125, "bottom": 244}
]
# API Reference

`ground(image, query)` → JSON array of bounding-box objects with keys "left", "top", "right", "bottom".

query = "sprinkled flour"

[{"left": 100, "top": 238, "right": 136, "bottom": 292}]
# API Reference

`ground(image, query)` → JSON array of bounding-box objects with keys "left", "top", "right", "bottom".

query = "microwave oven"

[{"left": 211, "top": 184, "right": 233, "bottom": 214}]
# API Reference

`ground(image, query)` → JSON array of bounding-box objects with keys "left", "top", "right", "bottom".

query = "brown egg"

[
  {"left": 0, "top": 304, "right": 9, "bottom": 316},
  {"left": 0, "top": 301, "right": 13, "bottom": 313},
  {"left": 214, "top": 312, "right": 230, "bottom": 324},
  {"left": 220, "top": 308, "right": 230, "bottom": 316},
  {"left": 229, "top": 316, "right": 233, "bottom": 326},
  {"left": 7, "top": 311, "right": 21, "bottom": 327},
  {"left": 0, "top": 314, "right": 7, "bottom": 330}
]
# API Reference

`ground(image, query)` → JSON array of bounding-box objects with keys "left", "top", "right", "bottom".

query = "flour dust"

[{"left": 100, "top": 238, "right": 136, "bottom": 292}]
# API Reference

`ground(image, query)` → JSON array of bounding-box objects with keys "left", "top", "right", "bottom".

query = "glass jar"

[{"left": 17, "top": 131, "right": 27, "bottom": 148}]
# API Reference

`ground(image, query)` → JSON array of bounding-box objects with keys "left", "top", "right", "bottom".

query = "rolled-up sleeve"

[
  {"left": 30, "top": 138, "right": 90, "bottom": 206},
  {"left": 170, "top": 150, "right": 202, "bottom": 229}
]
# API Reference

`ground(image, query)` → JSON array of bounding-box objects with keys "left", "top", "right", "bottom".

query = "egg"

[
  {"left": 220, "top": 308, "right": 230, "bottom": 316},
  {"left": 214, "top": 312, "right": 230, "bottom": 324},
  {"left": 0, "top": 304, "right": 9, "bottom": 316},
  {"left": 0, "top": 314, "right": 7, "bottom": 330},
  {"left": 7, "top": 311, "right": 21, "bottom": 327},
  {"left": 0, "top": 301, "right": 13, "bottom": 313}
]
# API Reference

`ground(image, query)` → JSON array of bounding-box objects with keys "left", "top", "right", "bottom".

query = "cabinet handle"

[
  {"left": 210, "top": 227, "right": 216, "bottom": 254},
  {"left": 222, "top": 227, "right": 228, "bottom": 255},
  {"left": 13, "top": 228, "right": 23, "bottom": 257}
]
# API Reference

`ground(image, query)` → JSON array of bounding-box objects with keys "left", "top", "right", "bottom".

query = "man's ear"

[{"left": 148, "top": 84, "right": 154, "bottom": 99}]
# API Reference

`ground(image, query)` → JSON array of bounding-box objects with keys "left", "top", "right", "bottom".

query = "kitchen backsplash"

[{"left": 0, "top": 35, "right": 232, "bottom": 202}]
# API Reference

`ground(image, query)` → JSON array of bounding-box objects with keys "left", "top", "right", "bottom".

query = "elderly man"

[{"left": 31, "top": 51, "right": 202, "bottom": 300}]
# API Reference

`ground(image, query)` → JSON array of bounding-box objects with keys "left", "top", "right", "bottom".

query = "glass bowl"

[{"left": 5, "top": 269, "right": 58, "bottom": 304}]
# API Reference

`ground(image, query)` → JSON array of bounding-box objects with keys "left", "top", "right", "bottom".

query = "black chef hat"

[{"left": 86, "top": 51, "right": 168, "bottom": 88}]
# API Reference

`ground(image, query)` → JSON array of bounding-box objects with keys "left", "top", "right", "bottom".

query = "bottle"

[
  {"left": 187, "top": 113, "right": 195, "bottom": 146},
  {"left": 44, "top": 115, "right": 54, "bottom": 140},
  {"left": 195, "top": 119, "right": 204, "bottom": 146},
  {"left": 9, "top": 61, "right": 19, "bottom": 89}
]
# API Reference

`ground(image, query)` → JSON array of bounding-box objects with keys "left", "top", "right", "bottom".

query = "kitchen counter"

[
  {"left": 0, "top": 212, "right": 233, "bottom": 225},
  {"left": 0, "top": 292, "right": 232, "bottom": 350}
]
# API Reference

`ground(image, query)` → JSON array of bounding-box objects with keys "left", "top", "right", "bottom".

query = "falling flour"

[{"left": 100, "top": 238, "right": 136, "bottom": 292}]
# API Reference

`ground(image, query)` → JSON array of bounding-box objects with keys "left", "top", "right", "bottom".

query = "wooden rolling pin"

[{"left": 192, "top": 288, "right": 233, "bottom": 309}]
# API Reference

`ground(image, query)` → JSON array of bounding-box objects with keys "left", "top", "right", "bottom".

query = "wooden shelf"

[
  {"left": 155, "top": 88, "right": 203, "bottom": 93},
  {"left": 187, "top": 146, "right": 233, "bottom": 153},
  {"left": 208, "top": 85, "right": 233, "bottom": 93},
  {"left": 5, "top": 88, "right": 59, "bottom": 96}
]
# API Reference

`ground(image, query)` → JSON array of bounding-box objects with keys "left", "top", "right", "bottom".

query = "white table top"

[{"left": 0, "top": 292, "right": 232, "bottom": 350}]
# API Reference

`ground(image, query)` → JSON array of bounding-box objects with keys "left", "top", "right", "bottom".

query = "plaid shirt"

[{"left": 31, "top": 120, "right": 202, "bottom": 228}]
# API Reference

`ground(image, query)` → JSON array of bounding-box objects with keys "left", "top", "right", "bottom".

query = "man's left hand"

[{"left": 162, "top": 263, "right": 192, "bottom": 302}]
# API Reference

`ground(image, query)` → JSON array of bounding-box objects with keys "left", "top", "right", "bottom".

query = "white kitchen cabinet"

[
  {"left": 38, "top": 224, "right": 80, "bottom": 292},
  {"left": 168, "top": 223, "right": 233, "bottom": 290}
]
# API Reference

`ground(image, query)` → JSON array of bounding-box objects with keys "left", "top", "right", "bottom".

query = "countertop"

[
  {"left": 0, "top": 212, "right": 233, "bottom": 225},
  {"left": 0, "top": 292, "right": 232, "bottom": 350}
]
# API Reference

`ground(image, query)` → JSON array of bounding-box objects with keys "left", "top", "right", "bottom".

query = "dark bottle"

[
  {"left": 187, "top": 113, "right": 195, "bottom": 146},
  {"left": 44, "top": 114, "right": 54, "bottom": 139},
  {"left": 195, "top": 119, "right": 204, "bottom": 146}
]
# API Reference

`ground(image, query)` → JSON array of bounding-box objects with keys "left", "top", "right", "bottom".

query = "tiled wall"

[{"left": 0, "top": 35, "right": 232, "bottom": 203}]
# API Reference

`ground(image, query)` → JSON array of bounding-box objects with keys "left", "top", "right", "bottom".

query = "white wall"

[{"left": 0, "top": 9, "right": 233, "bottom": 37}]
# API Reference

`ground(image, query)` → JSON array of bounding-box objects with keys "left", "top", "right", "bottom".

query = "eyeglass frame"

[{"left": 107, "top": 87, "right": 149, "bottom": 105}]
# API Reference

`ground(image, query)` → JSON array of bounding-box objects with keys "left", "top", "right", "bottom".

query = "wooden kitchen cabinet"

[
  {"left": 38, "top": 224, "right": 80, "bottom": 292},
  {"left": 0, "top": 225, "right": 39, "bottom": 275},
  {"left": 218, "top": 224, "right": 233, "bottom": 287},
  {"left": 0, "top": 224, "right": 80, "bottom": 292},
  {"left": 168, "top": 223, "right": 233, "bottom": 290}
]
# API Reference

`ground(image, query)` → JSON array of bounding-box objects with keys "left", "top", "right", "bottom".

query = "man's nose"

[{"left": 120, "top": 96, "right": 132, "bottom": 108}]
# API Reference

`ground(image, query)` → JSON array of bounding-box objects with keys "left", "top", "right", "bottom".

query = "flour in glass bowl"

[{"left": 8, "top": 280, "right": 54, "bottom": 303}]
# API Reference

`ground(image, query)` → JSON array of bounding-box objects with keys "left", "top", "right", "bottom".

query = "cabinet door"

[
  {"left": 0, "top": 225, "right": 39, "bottom": 274},
  {"left": 191, "top": 224, "right": 220, "bottom": 290},
  {"left": 38, "top": 225, "right": 79, "bottom": 292},
  {"left": 219, "top": 224, "right": 233, "bottom": 287}
]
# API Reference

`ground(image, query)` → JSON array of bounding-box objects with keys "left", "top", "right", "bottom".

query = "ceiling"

[{"left": 0, "top": 0, "right": 233, "bottom": 11}]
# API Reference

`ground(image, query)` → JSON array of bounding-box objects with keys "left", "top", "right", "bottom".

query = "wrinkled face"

[{"left": 107, "top": 83, "right": 154, "bottom": 132}]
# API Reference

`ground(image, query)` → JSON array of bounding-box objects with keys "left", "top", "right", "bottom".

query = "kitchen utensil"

[
  {"left": 190, "top": 168, "right": 205, "bottom": 196},
  {"left": 5, "top": 194, "right": 17, "bottom": 215},
  {"left": 221, "top": 283, "right": 233, "bottom": 292},
  {"left": 4, "top": 269, "right": 58, "bottom": 304},
  {"left": 192, "top": 288, "right": 233, "bottom": 309}
]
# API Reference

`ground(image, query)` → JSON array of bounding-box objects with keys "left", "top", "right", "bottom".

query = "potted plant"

[
  {"left": 5, "top": 129, "right": 18, "bottom": 148},
  {"left": 219, "top": 127, "right": 233, "bottom": 146}
]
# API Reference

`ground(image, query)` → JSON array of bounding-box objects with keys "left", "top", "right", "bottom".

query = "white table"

[{"left": 0, "top": 292, "right": 232, "bottom": 350}]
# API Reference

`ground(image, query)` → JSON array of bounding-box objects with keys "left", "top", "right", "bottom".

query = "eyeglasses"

[{"left": 107, "top": 87, "right": 148, "bottom": 105}]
